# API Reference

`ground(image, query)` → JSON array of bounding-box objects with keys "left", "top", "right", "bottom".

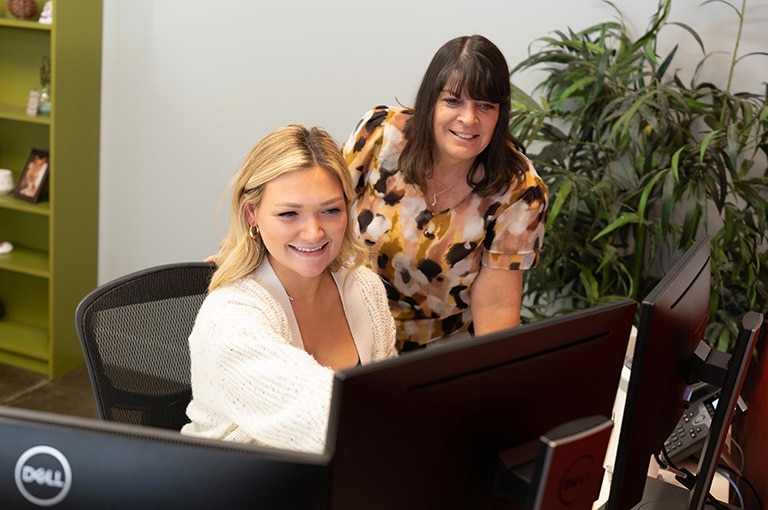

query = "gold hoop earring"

[{"left": 248, "top": 225, "right": 260, "bottom": 240}]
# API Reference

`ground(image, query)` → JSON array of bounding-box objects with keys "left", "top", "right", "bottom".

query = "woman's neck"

[
  {"left": 268, "top": 256, "right": 331, "bottom": 303},
  {"left": 430, "top": 156, "right": 473, "bottom": 184}
]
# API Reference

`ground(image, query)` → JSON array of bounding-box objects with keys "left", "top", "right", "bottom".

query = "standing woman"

[
  {"left": 182, "top": 125, "right": 396, "bottom": 454},
  {"left": 343, "top": 35, "right": 548, "bottom": 352}
]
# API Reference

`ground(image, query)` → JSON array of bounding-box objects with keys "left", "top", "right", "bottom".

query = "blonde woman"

[{"left": 182, "top": 125, "right": 396, "bottom": 454}]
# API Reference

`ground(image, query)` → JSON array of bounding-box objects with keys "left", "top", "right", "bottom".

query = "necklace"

[
  {"left": 286, "top": 273, "right": 328, "bottom": 302},
  {"left": 287, "top": 286, "right": 320, "bottom": 302},
  {"left": 429, "top": 175, "right": 466, "bottom": 207}
]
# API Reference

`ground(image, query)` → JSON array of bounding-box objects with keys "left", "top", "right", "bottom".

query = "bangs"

[{"left": 441, "top": 61, "right": 507, "bottom": 104}]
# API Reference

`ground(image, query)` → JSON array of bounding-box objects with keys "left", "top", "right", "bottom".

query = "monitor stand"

[{"left": 495, "top": 415, "right": 613, "bottom": 510}]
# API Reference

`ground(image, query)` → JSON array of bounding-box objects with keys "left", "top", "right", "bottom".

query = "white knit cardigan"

[{"left": 181, "top": 259, "right": 397, "bottom": 454}]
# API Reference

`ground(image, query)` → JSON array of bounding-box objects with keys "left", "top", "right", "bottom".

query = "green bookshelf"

[{"left": 0, "top": 0, "right": 101, "bottom": 377}]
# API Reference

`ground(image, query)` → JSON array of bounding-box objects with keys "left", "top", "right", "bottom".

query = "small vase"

[{"left": 37, "top": 85, "right": 51, "bottom": 116}]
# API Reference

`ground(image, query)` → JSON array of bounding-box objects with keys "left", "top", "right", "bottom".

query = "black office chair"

[{"left": 75, "top": 262, "right": 215, "bottom": 431}]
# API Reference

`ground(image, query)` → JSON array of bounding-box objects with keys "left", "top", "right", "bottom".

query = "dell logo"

[
  {"left": 14, "top": 446, "right": 72, "bottom": 507},
  {"left": 22, "top": 465, "right": 65, "bottom": 488},
  {"left": 559, "top": 455, "right": 596, "bottom": 505}
]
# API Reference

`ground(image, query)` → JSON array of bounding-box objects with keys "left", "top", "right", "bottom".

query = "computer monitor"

[
  {"left": 0, "top": 406, "right": 330, "bottom": 509},
  {"left": 605, "top": 235, "right": 712, "bottom": 510},
  {"left": 619, "top": 311, "right": 762, "bottom": 510},
  {"left": 327, "top": 299, "right": 637, "bottom": 509},
  {"left": 0, "top": 299, "right": 636, "bottom": 509}
]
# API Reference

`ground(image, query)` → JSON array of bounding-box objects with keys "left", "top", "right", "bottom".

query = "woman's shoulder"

[
  {"left": 195, "top": 274, "right": 292, "bottom": 338},
  {"left": 349, "top": 263, "right": 383, "bottom": 284},
  {"left": 344, "top": 106, "right": 413, "bottom": 166},
  {"left": 356, "top": 105, "right": 412, "bottom": 136},
  {"left": 335, "top": 264, "right": 387, "bottom": 299},
  {"left": 335, "top": 263, "right": 373, "bottom": 283},
  {"left": 202, "top": 274, "right": 280, "bottom": 312}
]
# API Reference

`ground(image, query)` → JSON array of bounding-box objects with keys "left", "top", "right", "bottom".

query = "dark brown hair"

[{"left": 400, "top": 35, "right": 528, "bottom": 196}]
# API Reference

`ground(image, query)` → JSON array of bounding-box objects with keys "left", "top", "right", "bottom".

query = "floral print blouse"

[{"left": 342, "top": 105, "right": 548, "bottom": 351}]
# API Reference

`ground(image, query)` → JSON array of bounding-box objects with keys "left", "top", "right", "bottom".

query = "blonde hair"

[{"left": 209, "top": 125, "right": 367, "bottom": 291}]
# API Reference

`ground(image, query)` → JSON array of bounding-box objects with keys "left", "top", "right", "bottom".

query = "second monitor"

[{"left": 327, "top": 299, "right": 637, "bottom": 509}]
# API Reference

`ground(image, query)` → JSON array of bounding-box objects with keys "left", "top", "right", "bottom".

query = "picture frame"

[{"left": 13, "top": 149, "right": 49, "bottom": 203}]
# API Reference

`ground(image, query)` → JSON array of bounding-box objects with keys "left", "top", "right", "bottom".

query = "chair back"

[{"left": 75, "top": 262, "right": 214, "bottom": 430}]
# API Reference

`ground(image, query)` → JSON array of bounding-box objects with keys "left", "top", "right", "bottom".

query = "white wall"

[{"left": 98, "top": 0, "right": 768, "bottom": 283}]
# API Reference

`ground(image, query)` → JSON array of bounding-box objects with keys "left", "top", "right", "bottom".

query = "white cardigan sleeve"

[{"left": 182, "top": 277, "right": 334, "bottom": 454}]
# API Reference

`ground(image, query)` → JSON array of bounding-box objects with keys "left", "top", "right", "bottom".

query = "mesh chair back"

[{"left": 75, "top": 262, "right": 214, "bottom": 430}]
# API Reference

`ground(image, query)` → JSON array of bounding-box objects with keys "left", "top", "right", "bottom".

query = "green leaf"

[
  {"left": 699, "top": 130, "right": 718, "bottom": 162},
  {"left": 638, "top": 170, "right": 668, "bottom": 222},
  {"left": 610, "top": 91, "right": 655, "bottom": 141},
  {"left": 668, "top": 22, "right": 706, "bottom": 54},
  {"left": 670, "top": 145, "right": 690, "bottom": 180},
  {"left": 660, "top": 170, "right": 677, "bottom": 236},
  {"left": 592, "top": 212, "right": 641, "bottom": 241},
  {"left": 510, "top": 82, "right": 542, "bottom": 111},
  {"left": 546, "top": 179, "right": 573, "bottom": 229}
]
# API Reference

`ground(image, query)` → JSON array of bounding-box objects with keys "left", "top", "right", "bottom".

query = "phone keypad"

[{"left": 664, "top": 404, "right": 710, "bottom": 459}]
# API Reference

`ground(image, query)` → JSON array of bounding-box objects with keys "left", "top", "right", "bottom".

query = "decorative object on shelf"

[
  {"left": 37, "top": 56, "right": 51, "bottom": 116},
  {"left": 0, "top": 241, "right": 13, "bottom": 255},
  {"left": 38, "top": 0, "right": 52, "bottom": 24},
  {"left": 12, "top": 149, "right": 49, "bottom": 203},
  {"left": 6, "top": 0, "right": 38, "bottom": 20},
  {"left": 25, "top": 89, "right": 40, "bottom": 117},
  {"left": 0, "top": 169, "right": 14, "bottom": 194}
]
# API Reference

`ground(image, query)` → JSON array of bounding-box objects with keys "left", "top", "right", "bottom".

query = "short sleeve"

[{"left": 482, "top": 157, "right": 548, "bottom": 271}]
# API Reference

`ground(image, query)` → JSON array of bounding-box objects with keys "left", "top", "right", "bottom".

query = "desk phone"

[{"left": 664, "top": 383, "right": 746, "bottom": 462}]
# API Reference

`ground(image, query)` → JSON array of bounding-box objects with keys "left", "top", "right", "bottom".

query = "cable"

[
  {"left": 717, "top": 468, "right": 745, "bottom": 509},
  {"left": 654, "top": 433, "right": 763, "bottom": 509},
  {"left": 727, "top": 436, "right": 746, "bottom": 473},
  {"left": 716, "top": 464, "right": 763, "bottom": 510}
]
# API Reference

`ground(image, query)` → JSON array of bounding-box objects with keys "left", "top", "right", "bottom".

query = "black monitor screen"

[
  {"left": 606, "top": 235, "right": 711, "bottom": 510},
  {"left": 327, "top": 299, "right": 637, "bottom": 509}
]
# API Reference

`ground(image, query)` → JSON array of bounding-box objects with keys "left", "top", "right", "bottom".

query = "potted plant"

[{"left": 509, "top": 0, "right": 768, "bottom": 351}]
